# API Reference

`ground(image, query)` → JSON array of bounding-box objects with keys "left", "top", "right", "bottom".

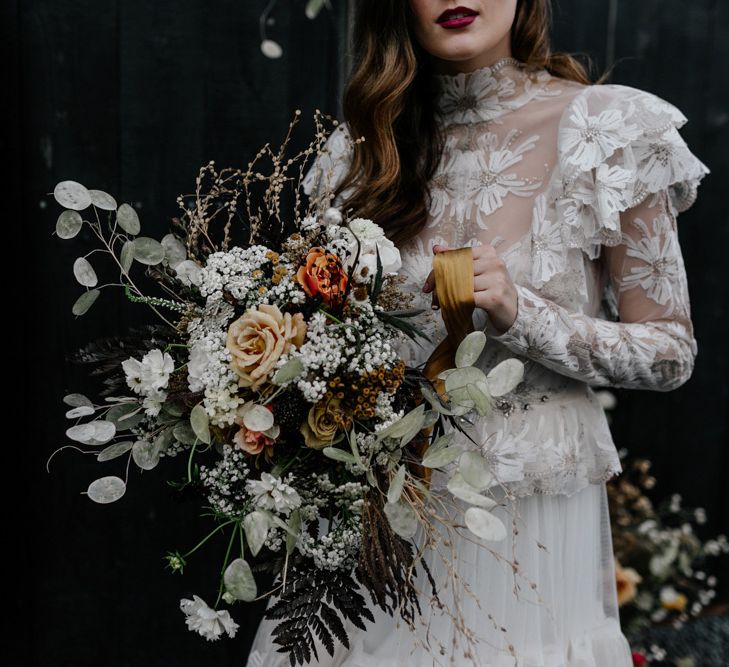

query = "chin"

[{"left": 431, "top": 36, "right": 498, "bottom": 60}]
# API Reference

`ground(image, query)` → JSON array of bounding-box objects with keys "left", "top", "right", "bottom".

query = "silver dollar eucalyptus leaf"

[
  {"left": 376, "top": 403, "right": 425, "bottom": 441},
  {"left": 153, "top": 428, "right": 175, "bottom": 455},
  {"left": 56, "top": 210, "right": 83, "bottom": 239},
  {"left": 486, "top": 358, "right": 525, "bottom": 397},
  {"left": 66, "top": 423, "right": 96, "bottom": 443},
  {"left": 466, "top": 382, "right": 491, "bottom": 416},
  {"left": 73, "top": 257, "right": 98, "bottom": 287},
  {"left": 54, "top": 180, "right": 92, "bottom": 210},
  {"left": 384, "top": 501, "right": 418, "bottom": 539},
  {"left": 322, "top": 447, "right": 356, "bottom": 464},
  {"left": 241, "top": 404, "right": 274, "bottom": 432},
  {"left": 422, "top": 433, "right": 455, "bottom": 458},
  {"left": 107, "top": 403, "right": 144, "bottom": 429},
  {"left": 387, "top": 465, "right": 407, "bottom": 504},
  {"left": 421, "top": 444, "right": 463, "bottom": 469},
  {"left": 120, "top": 240, "right": 135, "bottom": 273},
  {"left": 223, "top": 558, "right": 257, "bottom": 601},
  {"left": 65, "top": 420, "right": 115, "bottom": 445},
  {"left": 455, "top": 331, "right": 487, "bottom": 368},
  {"left": 87, "top": 476, "right": 126, "bottom": 504},
  {"left": 447, "top": 472, "right": 498, "bottom": 509},
  {"left": 116, "top": 203, "right": 141, "bottom": 235},
  {"left": 63, "top": 393, "right": 93, "bottom": 408},
  {"left": 243, "top": 511, "right": 269, "bottom": 557},
  {"left": 272, "top": 357, "right": 304, "bottom": 385},
  {"left": 89, "top": 189, "right": 117, "bottom": 211},
  {"left": 72, "top": 289, "right": 100, "bottom": 316},
  {"left": 161, "top": 233, "right": 187, "bottom": 266},
  {"left": 305, "top": 0, "right": 327, "bottom": 19},
  {"left": 132, "top": 439, "right": 160, "bottom": 470},
  {"left": 445, "top": 366, "right": 487, "bottom": 394},
  {"left": 459, "top": 451, "right": 493, "bottom": 490},
  {"left": 173, "top": 422, "right": 197, "bottom": 446},
  {"left": 464, "top": 506, "right": 506, "bottom": 541},
  {"left": 190, "top": 404, "right": 211, "bottom": 444},
  {"left": 65, "top": 405, "right": 95, "bottom": 419},
  {"left": 260, "top": 39, "right": 282, "bottom": 59},
  {"left": 97, "top": 441, "right": 134, "bottom": 462},
  {"left": 133, "top": 237, "right": 165, "bottom": 265}
]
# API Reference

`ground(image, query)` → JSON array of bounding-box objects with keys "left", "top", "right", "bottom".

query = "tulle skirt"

[{"left": 246, "top": 481, "right": 634, "bottom": 667}]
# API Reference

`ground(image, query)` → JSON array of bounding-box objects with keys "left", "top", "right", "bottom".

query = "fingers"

[
  {"left": 422, "top": 243, "right": 449, "bottom": 293},
  {"left": 422, "top": 269, "right": 434, "bottom": 293},
  {"left": 471, "top": 243, "right": 498, "bottom": 259}
]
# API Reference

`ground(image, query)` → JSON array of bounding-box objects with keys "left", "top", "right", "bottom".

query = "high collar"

[{"left": 431, "top": 57, "right": 547, "bottom": 126}]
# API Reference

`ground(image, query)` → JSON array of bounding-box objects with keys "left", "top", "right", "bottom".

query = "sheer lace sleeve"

[
  {"left": 487, "top": 84, "right": 710, "bottom": 392},
  {"left": 490, "top": 189, "right": 697, "bottom": 391}
]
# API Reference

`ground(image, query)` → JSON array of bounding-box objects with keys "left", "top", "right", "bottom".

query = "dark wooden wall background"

[{"left": 7, "top": 0, "right": 727, "bottom": 664}]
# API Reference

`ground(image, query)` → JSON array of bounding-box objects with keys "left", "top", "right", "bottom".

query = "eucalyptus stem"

[
  {"left": 88, "top": 207, "right": 178, "bottom": 328},
  {"left": 187, "top": 438, "right": 199, "bottom": 482},
  {"left": 216, "top": 523, "right": 240, "bottom": 606},
  {"left": 182, "top": 519, "right": 236, "bottom": 558}
]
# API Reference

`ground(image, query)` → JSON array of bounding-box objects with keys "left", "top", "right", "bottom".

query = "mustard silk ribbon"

[
  {"left": 409, "top": 247, "right": 475, "bottom": 486},
  {"left": 422, "top": 246, "right": 476, "bottom": 394}
]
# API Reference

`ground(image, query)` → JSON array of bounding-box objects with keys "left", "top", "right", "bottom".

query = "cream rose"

[
  {"left": 226, "top": 303, "right": 306, "bottom": 391},
  {"left": 300, "top": 398, "right": 350, "bottom": 449}
]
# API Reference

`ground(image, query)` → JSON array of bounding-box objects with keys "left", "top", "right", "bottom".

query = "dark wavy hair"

[{"left": 331, "top": 0, "right": 597, "bottom": 246}]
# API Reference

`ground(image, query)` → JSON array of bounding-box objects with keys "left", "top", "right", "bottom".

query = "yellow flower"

[
  {"left": 660, "top": 586, "right": 688, "bottom": 612},
  {"left": 615, "top": 559, "right": 642, "bottom": 607},
  {"left": 226, "top": 303, "right": 306, "bottom": 391}
]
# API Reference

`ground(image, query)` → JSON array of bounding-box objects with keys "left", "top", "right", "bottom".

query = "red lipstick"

[{"left": 436, "top": 6, "right": 479, "bottom": 29}]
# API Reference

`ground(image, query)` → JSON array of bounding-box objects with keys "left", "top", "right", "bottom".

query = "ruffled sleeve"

[
  {"left": 488, "top": 84, "right": 709, "bottom": 391},
  {"left": 530, "top": 84, "right": 709, "bottom": 293},
  {"left": 300, "top": 121, "right": 356, "bottom": 208}
]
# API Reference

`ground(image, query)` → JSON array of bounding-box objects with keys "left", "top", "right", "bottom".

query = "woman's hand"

[{"left": 421, "top": 243, "right": 519, "bottom": 336}]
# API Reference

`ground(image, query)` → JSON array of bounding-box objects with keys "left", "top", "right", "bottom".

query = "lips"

[{"left": 436, "top": 6, "right": 479, "bottom": 23}]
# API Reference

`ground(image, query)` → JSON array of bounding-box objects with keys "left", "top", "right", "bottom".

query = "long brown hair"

[{"left": 333, "top": 0, "right": 597, "bottom": 246}]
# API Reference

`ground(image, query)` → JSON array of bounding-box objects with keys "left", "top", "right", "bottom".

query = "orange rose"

[{"left": 296, "top": 247, "right": 348, "bottom": 307}]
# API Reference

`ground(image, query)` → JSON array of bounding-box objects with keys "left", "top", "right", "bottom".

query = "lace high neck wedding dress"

[{"left": 246, "top": 57, "right": 708, "bottom": 667}]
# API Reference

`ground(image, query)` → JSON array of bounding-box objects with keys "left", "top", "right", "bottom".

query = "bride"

[{"left": 247, "top": 1, "right": 708, "bottom": 665}]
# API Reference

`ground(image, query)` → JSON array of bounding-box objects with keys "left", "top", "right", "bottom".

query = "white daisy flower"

[
  {"left": 530, "top": 194, "right": 565, "bottom": 284},
  {"left": 468, "top": 130, "right": 542, "bottom": 227},
  {"left": 561, "top": 95, "right": 641, "bottom": 170},
  {"left": 594, "top": 163, "right": 633, "bottom": 222},
  {"left": 620, "top": 215, "right": 681, "bottom": 309}
]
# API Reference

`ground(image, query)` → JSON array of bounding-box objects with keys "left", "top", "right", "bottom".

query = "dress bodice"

[{"left": 301, "top": 57, "right": 709, "bottom": 497}]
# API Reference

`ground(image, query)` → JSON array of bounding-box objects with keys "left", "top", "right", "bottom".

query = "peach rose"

[
  {"left": 296, "top": 247, "right": 348, "bottom": 307},
  {"left": 300, "top": 397, "right": 351, "bottom": 449},
  {"left": 233, "top": 423, "right": 275, "bottom": 455},
  {"left": 615, "top": 559, "right": 642, "bottom": 607},
  {"left": 226, "top": 303, "right": 306, "bottom": 391}
]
